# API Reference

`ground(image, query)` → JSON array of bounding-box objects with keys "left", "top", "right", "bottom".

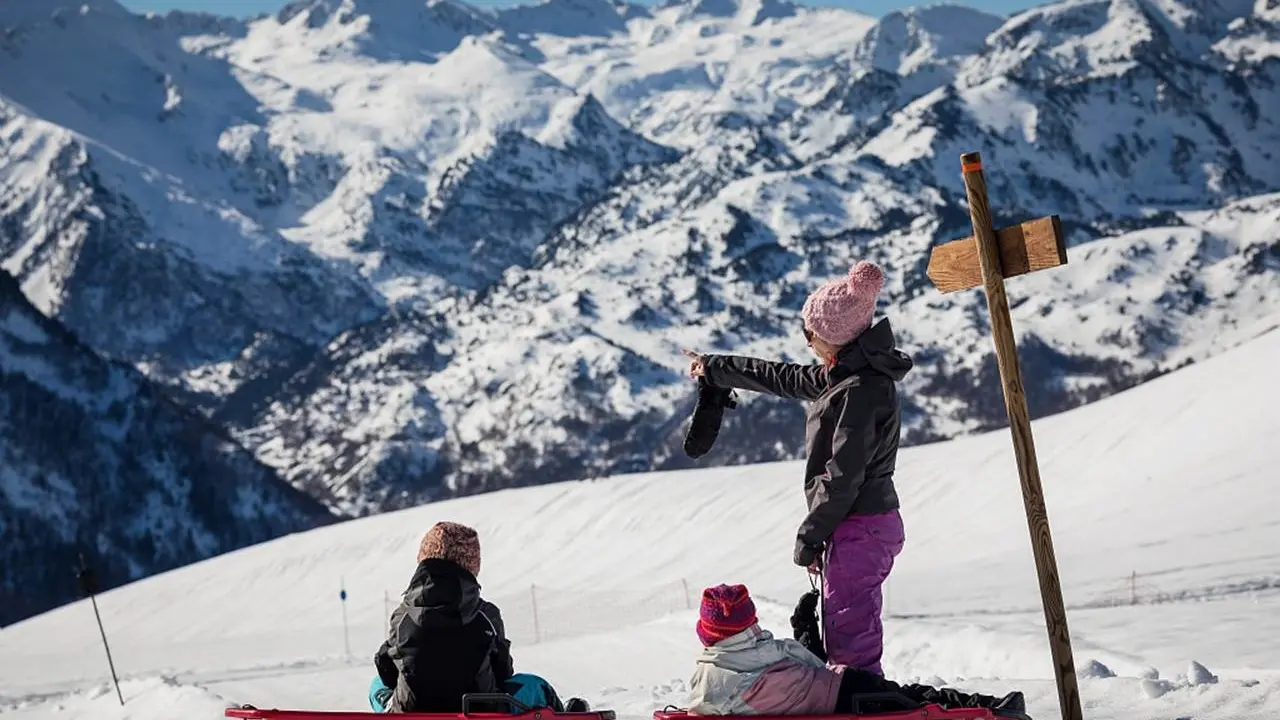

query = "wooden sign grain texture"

[{"left": 926, "top": 215, "right": 1066, "bottom": 293}]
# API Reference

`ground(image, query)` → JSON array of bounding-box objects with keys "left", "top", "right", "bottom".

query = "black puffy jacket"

[
  {"left": 374, "top": 558, "right": 514, "bottom": 712},
  {"left": 703, "top": 318, "right": 913, "bottom": 566}
]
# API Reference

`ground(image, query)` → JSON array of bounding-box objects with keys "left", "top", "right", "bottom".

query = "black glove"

[
  {"left": 789, "top": 589, "right": 826, "bottom": 661},
  {"left": 794, "top": 537, "right": 823, "bottom": 568},
  {"left": 683, "top": 377, "right": 738, "bottom": 459}
]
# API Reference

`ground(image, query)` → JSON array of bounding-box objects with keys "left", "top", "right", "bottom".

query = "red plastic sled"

[
  {"left": 226, "top": 711, "right": 613, "bottom": 720},
  {"left": 225, "top": 690, "right": 1012, "bottom": 720},
  {"left": 653, "top": 689, "right": 1013, "bottom": 720},
  {"left": 224, "top": 694, "right": 617, "bottom": 720},
  {"left": 656, "top": 708, "right": 997, "bottom": 720},
  {"left": 227, "top": 707, "right": 997, "bottom": 720}
]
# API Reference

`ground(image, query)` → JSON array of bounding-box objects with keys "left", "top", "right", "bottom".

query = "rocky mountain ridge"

[
  {"left": 0, "top": 270, "right": 335, "bottom": 626},
  {"left": 1, "top": 0, "right": 1277, "bottom": 515}
]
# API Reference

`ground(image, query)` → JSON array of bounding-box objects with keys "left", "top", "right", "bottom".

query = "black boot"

[
  {"left": 993, "top": 692, "right": 1030, "bottom": 719},
  {"left": 683, "top": 378, "right": 738, "bottom": 459},
  {"left": 565, "top": 698, "right": 591, "bottom": 713},
  {"left": 910, "top": 686, "right": 1027, "bottom": 716}
]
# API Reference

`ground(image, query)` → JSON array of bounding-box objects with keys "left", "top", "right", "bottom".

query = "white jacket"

[{"left": 688, "top": 625, "right": 843, "bottom": 716}]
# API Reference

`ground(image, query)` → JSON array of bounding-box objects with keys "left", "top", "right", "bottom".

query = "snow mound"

[
  {"left": 0, "top": 676, "right": 231, "bottom": 720},
  {"left": 1188, "top": 660, "right": 1219, "bottom": 686},
  {"left": 1078, "top": 660, "right": 1116, "bottom": 679}
]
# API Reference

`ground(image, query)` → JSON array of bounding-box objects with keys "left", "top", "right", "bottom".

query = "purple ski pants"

[{"left": 821, "top": 510, "right": 905, "bottom": 676}]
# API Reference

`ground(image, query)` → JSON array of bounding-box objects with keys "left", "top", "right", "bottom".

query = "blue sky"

[{"left": 117, "top": 0, "right": 1041, "bottom": 19}]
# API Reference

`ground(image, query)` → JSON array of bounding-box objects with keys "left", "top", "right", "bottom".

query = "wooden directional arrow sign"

[
  {"left": 927, "top": 215, "right": 1067, "bottom": 294},
  {"left": 926, "top": 152, "right": 1084, "bottom": 720}
]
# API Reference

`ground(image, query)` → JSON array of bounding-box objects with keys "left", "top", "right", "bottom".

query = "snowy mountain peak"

[
  {"left": 737, "top": 0, "right": 801, "bottom": 24},
  {"left": 492, "top": 0, "right": 642, "bottom": 37},
  {"left": 142, "top": 9, "right": 248, "bottom": 38},
  {"left": 1212, "top": 0, "right": 1279, "bottom": 63},
  {"left": 655, "top": 0, "right": 799, "bottom": 25},
  {"left": 268, "top": 0, "right": 498, "bottom": 61},
  {"left": 853, "top": 3, "right": 1002, "bottom": 74},
  {"left": 0, "top": 0, "right": 132, "bottom": 27},
  {"left": 985, "top": 0, "right": 1250, "bottom": 75}
]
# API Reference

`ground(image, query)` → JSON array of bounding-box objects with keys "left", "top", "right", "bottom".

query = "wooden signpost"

[{"left": 925, "top": 152, "right": 1084, "bottom": 720}]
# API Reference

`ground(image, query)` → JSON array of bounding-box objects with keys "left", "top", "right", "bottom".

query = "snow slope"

[
  {"left": 2, "top": 0, "right": 1278, "bottom": 515},
  {"left": 2, "top": 323, "right": 1278, "bottom": 720}
]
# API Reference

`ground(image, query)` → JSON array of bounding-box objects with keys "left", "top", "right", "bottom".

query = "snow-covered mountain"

[
  {"left": 0, "top": 270, "right": 335, "bottom": 627},
  {"left": 1, "top": 0, "right": 1277, "bottom": 515}
]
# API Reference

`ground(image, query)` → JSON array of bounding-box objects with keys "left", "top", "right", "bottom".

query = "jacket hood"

[
  {"left": 833, "top": 318, "right": 913, "bottom": 382},
  {"left": 403, "top": 557, "right": 483, "bottom": 624},
  {"left": 696, "top": 625, "right": 793, "bottom": 672}
]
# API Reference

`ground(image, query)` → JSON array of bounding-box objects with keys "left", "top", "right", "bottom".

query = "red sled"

[
  {"left": 654, "top": 689, "right": 1014, "bottom": 720},
  {"left": 224, "top": 691, "right": 1019, "bottom": 720},
  {"left": 225, "top": 694, "right": 617, "bottom": 720},
  {"left": 657, "top": 707, "right": 1000, "bottom": 720},
  {"left": 225, "top": 710, "right": 612, "bottom": 720}
]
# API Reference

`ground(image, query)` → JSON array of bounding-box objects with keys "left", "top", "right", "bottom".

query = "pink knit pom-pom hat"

[
  {"left": 696, "top": 584, "right": 759, "bottom": 646},
  {"left": 801, "top": 260, "right": 885, "bottom": 347}
]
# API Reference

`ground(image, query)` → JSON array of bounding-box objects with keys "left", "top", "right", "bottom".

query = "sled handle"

[
  {"left": 847, "top": 690, "right": 923, "bottom": 714},
  {"left": 462, "top": 693, "right": 535, "bottom": 715}
]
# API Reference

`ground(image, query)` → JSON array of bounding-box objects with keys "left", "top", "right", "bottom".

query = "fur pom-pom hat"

[
  {"left": 417, "top": 521, "right": 481, "bottom": 577},
  {"left": 801, "top": 261, "right": 885, "bottom": 347}
]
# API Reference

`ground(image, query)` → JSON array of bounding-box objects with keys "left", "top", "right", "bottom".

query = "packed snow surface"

[{"left": 2, "top": 324, "right": 1279, "bottom": 719}]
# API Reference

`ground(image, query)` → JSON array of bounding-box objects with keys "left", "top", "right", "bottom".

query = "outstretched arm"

[{"left": 685, "top": 350, "right": 828, "bottom": 400}]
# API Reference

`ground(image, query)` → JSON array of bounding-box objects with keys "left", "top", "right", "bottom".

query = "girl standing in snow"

[{"left": 682, "top": 261, "right": 913, "bottom": 677}]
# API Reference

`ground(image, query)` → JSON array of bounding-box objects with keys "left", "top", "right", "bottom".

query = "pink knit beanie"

[
  {"left": 801, "top": 261, "right": 885, "bottom": 347},
  {"left": 696, "top": 584, "right": 759, "bottom": 646}
]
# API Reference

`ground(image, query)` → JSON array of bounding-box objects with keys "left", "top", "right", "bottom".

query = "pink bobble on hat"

[{"left": 801, "top": 261, "right": 885, "bottom": 346}]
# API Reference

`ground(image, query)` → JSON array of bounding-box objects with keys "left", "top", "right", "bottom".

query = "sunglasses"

[{"left": 802, "top": 324, "right": 814, "bottom": 346}]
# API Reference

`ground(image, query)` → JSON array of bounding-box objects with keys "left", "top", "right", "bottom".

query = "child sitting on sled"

[
  {"left": 370, "top": 521, "right": 589, "bottom": 714},
  {"left": 686, "top": 584, "right": 1029, "bottom": 719}
]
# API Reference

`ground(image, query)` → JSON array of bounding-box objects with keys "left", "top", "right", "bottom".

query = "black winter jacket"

[
  {"left": 374, "top": 558, "right": 514, "bottom": 712},
  {"left": 703, "top": 318, "right": 913, "bottom": 566}
]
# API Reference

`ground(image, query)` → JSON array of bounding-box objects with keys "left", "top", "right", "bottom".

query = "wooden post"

[{"left": 927, "top": 152, "right": 1083, "bottom": 720}]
